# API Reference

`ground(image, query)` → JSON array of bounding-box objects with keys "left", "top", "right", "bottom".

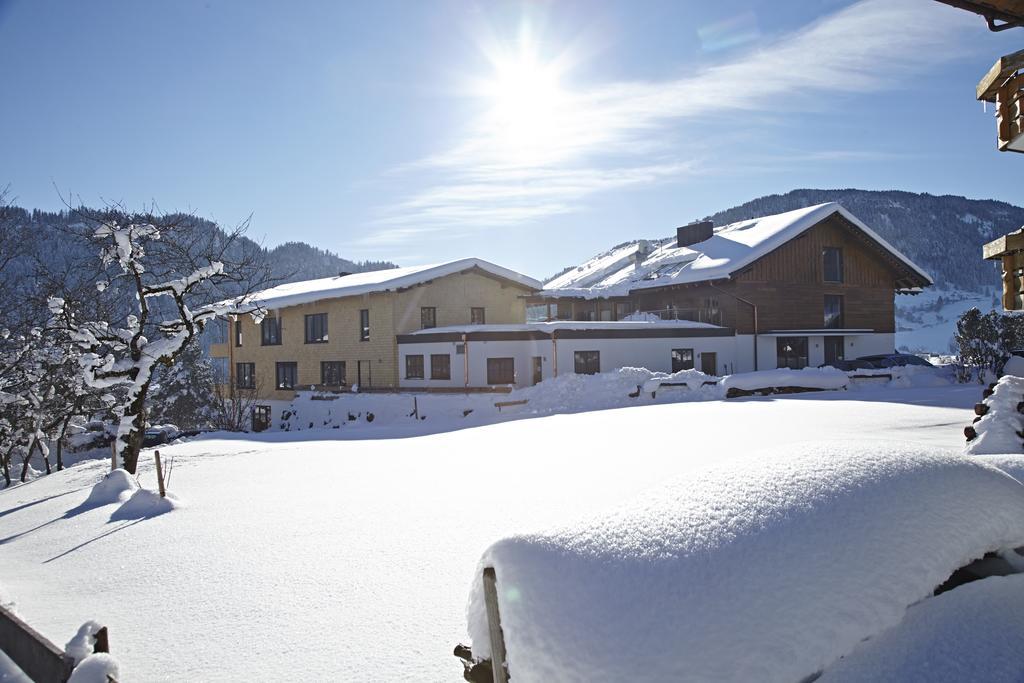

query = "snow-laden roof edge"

[
  {"left": 235, "top": 258, "right": 542, "bottom": 311},
  {"left": 540, "top": 203, "right": 933, "bottom": 299}
]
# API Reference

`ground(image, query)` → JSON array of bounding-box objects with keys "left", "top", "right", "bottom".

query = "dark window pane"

[
  {"left": 234, "top": 319, "right": 242, "bottom": 347},
  {"left": 275, "top": 362, "right": 297, "bottom": 389},
  {"left": 776, "top": 337, "right": 809, "bottom": 369},
  {"left": 471, "top": 307, "right": 485, "bottom": 325},
  {"left": 406, "top": 355, "right": 424, "bottom": 379},
  {"left": 261, "top": 316, "right": 281, "bottom": 345},
  {"left": 360, "top": 309, "right": 370, "bottom": 341},
  {"left": 321, "top": 361, "right": 345, "bottom": 385},
  {"left": 487, "top": 357, "right": 515, "bottom": 384},
  {"left": 824, "top": 295, "right": 844, "bottom": 329},
  {"left": 304, "top": 313, "right": 328, "bottom": 343},
  {"left": 823, "top": 247, "right": 843, "bottom": 283},
  {"left": 236, "top": 362, "right": 255, "bottom": 389},
  {"left": 574, "top": 350, "right": 600, "bottom": 375},
  {"left": 671, "top": 348, "right": 694, "bottom": 373},
  {"left": 430, "top": 354, "right": 451, "bottom": 380},
  {"left": 421, "top": 307, "right": 436, "bottom": 329}
]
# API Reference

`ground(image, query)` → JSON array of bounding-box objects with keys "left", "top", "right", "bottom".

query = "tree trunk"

[
  {"left": 1, "top": 445, "right": 12, "bottom": 487},
  {"left": 20, "top": 439, "right": 37, "bottom": 483},
  {"left": 120, "top": 385, "right": 150, "bottom": 474},
  {"left": 56, "top": 415, "right": 72, "bottom": 472}
]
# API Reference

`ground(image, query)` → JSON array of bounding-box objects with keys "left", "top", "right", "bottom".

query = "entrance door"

[
  {"left": 824, "top": 336, "right": 845, "bottom": 366},
  {"left": 532, "top": 356, "right": 543, "bottom": 385},
  {"left": 700, "top": 352, "right": 717, "bottom": 376},
  {"left": 357, "top": 360, "right": 372, "bottom": 388}
]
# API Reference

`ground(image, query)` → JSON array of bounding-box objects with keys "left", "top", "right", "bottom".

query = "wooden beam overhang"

[
  {"left": 984, "top": 229, "right": 1024, "bottom": 310},
  {"left": 935, "top": 0, "right": 1024, "bottom": 30}
]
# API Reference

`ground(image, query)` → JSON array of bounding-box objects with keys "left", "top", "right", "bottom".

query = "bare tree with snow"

[{"left": 48, "top": 209, "right": 270, "bottom": 474}]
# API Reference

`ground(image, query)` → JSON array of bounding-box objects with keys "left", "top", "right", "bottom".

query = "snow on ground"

[
  {"left": 818, "top": 573, "right": 1024, "bottom": 683},
  {"left": 466, "top": 445, "right": 1024, "bottom": 682},
  {"left": 0, "top": 384, "right": 984, "bottom": 681}
]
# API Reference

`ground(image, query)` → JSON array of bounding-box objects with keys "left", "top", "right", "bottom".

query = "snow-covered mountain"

[{"left": 547, "top": 189, "right": 1024, "bottom": 354}]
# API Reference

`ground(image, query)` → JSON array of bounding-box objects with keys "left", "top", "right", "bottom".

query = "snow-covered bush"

[{"left": 466, "top": 445, "right": 1024, "bottom": 682}]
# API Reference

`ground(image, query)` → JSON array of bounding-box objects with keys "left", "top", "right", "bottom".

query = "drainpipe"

[
  {"left": 552, "top": 329, "right": 558, "bottom": 377},
  {"left": 463, "top": 333, "right": 469, "bottom": 389},
  {"left": 708, "top": 281, "right": 759, "bottom": 371}
]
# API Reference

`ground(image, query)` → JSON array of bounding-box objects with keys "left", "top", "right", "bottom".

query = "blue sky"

[{"left": 0, "top": 0, "right": 1020, "bottom": 278}]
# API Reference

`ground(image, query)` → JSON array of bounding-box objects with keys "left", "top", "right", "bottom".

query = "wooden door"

[{"left": 700, "top": 352, "right": 717, "bottom": 376}]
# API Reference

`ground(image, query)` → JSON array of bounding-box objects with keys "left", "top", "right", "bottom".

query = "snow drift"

[
  {"left": 80, "top": 469, "right": 138, "bottom": 508},
  {"left": 818, "top": 574, "right": 1024, "bottom": 682},
  {"left": 466, "top": 445, "right": 1024, "bottom": 683}
]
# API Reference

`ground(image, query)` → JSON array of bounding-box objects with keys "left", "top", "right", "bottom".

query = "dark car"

[
  {"left": 142, "top": 429, "right": 169, "bottom": 447},
  {"left": 855, "top": 353, "right": 934, "bottom": 368},
  {"left": 819, "top": 359, "right": 878, "bottom": 371}
]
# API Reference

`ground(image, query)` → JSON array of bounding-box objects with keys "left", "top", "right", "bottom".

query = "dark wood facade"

[{"left": 534, "top": 213, "right": 924, "bottom": 335}]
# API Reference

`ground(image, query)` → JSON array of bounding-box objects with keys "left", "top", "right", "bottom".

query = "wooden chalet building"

[{"left": 526, "top": 203, "right": 932, "bottom": 373}]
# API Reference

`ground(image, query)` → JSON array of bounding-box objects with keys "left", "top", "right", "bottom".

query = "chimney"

[
  {"left": 633, "top": 240, "right": 650, "bottom": 271},
  {"left": 676, "top": 220, "right": 713, "bottom": 248}
]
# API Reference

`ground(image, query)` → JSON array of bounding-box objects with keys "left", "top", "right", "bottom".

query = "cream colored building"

[{"left": 209, "top": 259, "right": 541, "bottom": 401}]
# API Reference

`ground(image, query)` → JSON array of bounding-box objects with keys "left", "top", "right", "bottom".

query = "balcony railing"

[{"left": 527, "top": 307, "right": 722, "bottom": 326}]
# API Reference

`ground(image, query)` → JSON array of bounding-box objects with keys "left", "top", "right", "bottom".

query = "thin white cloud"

[{"left": 366, "top": 0, "right": 975, "bottom": 243}]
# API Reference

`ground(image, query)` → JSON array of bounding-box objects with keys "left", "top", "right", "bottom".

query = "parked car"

[
  {"left": 142, "top": 424, "right": 180, "bottom": 447},
  {"left": 855, "top": 353, "right": 933, "bottom": 368},
  {"left": 818, "top": 359, "right": 877, "bottom": 371}
]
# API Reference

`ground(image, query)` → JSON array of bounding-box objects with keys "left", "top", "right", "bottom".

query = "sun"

[{"left": 475, "top": 33, "right": 576, "bottom": 165}]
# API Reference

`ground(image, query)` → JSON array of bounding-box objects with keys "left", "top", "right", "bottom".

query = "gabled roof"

[
  {"left": 245, "top": 258, "right": 541, "bottom": 310},
  {"left": 540, "top": 203, "right": 932, "bottom": 299}
]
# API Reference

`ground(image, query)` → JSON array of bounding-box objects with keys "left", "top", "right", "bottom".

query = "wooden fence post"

[
  {"left": 482, "top": 567, "right": 509, "bottom": 683},
  {"left": 93, "top": 626, "right": 109, "bottom": 654},
  {"left": 154, "top": 451, "right": 166, "bottom": 498},
  {"left": 110, "top": 441, "right": 117, "bottom": 471}
]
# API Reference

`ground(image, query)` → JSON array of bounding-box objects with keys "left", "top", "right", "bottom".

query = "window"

[
  {"left": 824, "top": 295, "right": 844, "bottom": 329},
  {"left": 211, "top": 357, "right": 229, "bottom": 384},
  {"left": 614, "top": 302, "right": 629, "bottom": 321},
  {"left": 210, "top": 319, "right": 227, "bottom": 344},
  {"left": 471, "top": 307, "right": 485, "bottom": 325},
  {"left": 823, "top": 247, "right": 844, "bottom": 283},
  {"left": 532, "top": 356, "right": 543, "bottom": 385},
  {"left": 236, "top": 362, "right": 255, "bottom": 389},
  {"left": 234, "top": 319, "right": 242, "bottom": 347},
  {"left": 430, "top": 354, "right": 451, "bottom": 380},
  {"left": 421, "top": 307, "right": 436, "bottom": 329},
  {"left": 304, "top": 313, "right": 328, "bottom": 343},
  {"left": 321, "top": 361, "right": 345, "bottom": 386},
  {"left": 824, "top": 337, "right": 845, "bottom": 366},
  {"left": 275, "top": 362, "right": 297, "bottom": 390},
  {"left": 261, "top": 316, "right": 281, "bottom": 346},
  {"left": 574, "top": 350, "right": 601, "bottom": 375},
  {"left": 776, "top": 337, "right": 809, "bottom": 370},
  {"left": 406, "top": 354, "right": 424, "bottom": 379},
  {"left": 671, "top": 348, "right": 694, "bottom": 373},
  {"left": 487, "top": 357, "right": 515, "bottom": 384},
  {"left": 360, "top": 309, "right": 370, "bottom": 341}
]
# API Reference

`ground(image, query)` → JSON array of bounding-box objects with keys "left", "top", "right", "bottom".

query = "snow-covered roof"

[
  {"left": 541, "top": 203, "right": 933, "bottom": 299},
  {"left": 467, "top": 445, "right": 1024, "bottom": 682},
  {"left": 242, "top": 258, "right": 541, "bottom": 310}
]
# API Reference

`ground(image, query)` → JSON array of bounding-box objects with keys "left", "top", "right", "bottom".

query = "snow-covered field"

[
  {"left": 896, "top": 287, "right": 998, "bottom": 354},
  {"left": 0, "top": 384, "right": 987, "bottom": 681}
]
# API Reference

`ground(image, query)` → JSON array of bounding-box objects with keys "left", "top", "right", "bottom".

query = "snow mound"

[
  {"left": 720, "top": 366, "right": 848, "bottom": 391},
  {"left": 818, "top": 574, "right": 1024, "bottom": 682},
  {"left": 65, "top": 621, "right": 105, "bottom": 665},
  {"left": 81, "top": 470, "right": 138, "bottom": 508},
  {"left": 466, "top": 445, "right": 1024, "bottom": 683},
  {"left": 110, "top": 488, "right": 181, "bottom": 520},
  {"left": 965, "top": 374, "right": 1024, "bottom": 455},
  {"left": 972, "top": 454, "right": 1024, "bottom": 482},
  {"left": 67, "top": 653, "right": 120, "bottom": 683}
]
